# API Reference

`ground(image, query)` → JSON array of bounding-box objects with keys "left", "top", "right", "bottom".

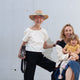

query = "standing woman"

[
  {"left": 52, "top": 24, "right": 80, "bottom": 80},
  {"left": 18, "top": 10, "right": 56, "bottom": 80}
]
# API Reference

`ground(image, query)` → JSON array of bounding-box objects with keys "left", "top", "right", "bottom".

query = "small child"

[{"left": 58, "top": 34, "right": 80, "bottom": 79}]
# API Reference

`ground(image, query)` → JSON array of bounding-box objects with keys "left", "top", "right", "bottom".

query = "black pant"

[{"left": 24, "top": 51, "right": 56, "bottom": 80}]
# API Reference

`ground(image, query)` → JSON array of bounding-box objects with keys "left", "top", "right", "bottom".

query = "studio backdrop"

[{"left": 0, "top": 0, "right": 80, "bottom": 80}]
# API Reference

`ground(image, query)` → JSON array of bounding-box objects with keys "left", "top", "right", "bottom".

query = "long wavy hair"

[{"left": 60, "top": 24, "right": 74, "bottom": 40}]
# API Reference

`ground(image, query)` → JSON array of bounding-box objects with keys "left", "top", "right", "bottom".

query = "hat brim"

[{"left": 29, "top": 15, "right": 48, "bottom": 20}]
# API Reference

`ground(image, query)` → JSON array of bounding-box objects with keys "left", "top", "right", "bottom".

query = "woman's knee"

[{"left": 65, "top": 67, "right": 75, "bottom": 80}]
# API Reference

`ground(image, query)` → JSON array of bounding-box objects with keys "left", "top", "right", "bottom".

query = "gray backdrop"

[{"left": 0, "top": 0, "right": 80, "bottom": 80}]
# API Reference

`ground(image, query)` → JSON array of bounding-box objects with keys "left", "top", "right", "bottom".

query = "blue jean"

[{"left": 52, "top": 61, "right": 80, "bottom": 80}]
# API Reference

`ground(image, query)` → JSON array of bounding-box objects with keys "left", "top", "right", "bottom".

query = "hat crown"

[{"left": 34, "top": 10, "right": 43, "bottom": 15}]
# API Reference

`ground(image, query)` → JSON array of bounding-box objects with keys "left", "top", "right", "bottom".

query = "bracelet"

[{"left": 53, "top": 44, "right": 56, "bottom": 47}]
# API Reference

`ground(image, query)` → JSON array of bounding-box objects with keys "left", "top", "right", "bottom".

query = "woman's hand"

[
  {"left": 18, "top": 41, "right": 27, "bottom": 59},
  {"left": 70, "top": 53, "right": 79, "bottom": 60},
  {"left": 18, "top": 52, "right": 26, "bottom": 59},
  {"left": 70, "top": 56, "right": 76, "bottom": 61}
]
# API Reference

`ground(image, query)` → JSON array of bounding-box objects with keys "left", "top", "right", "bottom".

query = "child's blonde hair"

[{"left": 69, "top": 34, "right": 80, "bottom": 44}]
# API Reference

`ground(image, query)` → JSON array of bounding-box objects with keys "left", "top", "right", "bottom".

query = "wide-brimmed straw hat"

[{"left": 29, "top": 10, "right": 48, "bottom": 20}]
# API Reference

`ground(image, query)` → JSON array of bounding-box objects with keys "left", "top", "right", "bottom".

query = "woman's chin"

[
  {"left": 66, "top": 35, "right": 72, "bottom": 38},
  {"left": 36, "top": 23, "right": 41, "bottom": 26}
]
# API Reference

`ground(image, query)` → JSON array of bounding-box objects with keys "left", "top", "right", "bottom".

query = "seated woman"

[
  {"left": 51, "top": 24, "right": 80, "bottom": 80},
  {"left": 58, "top": 34, "right": 80, "bottom": 79}
]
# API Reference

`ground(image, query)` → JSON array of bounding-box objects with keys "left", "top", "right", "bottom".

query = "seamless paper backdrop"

[{"left": 0, "top": 0, "right": 80, "bottom": 80}]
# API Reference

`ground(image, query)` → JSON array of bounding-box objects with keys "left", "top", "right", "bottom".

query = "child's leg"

[
  {"left": 61, "top": 60, "right": 67, "bottom": 69},
  {"left": 58, "top": 58, "right": 71, "bottom": 79},
  {"left": 58, "top": 61, "right": 66, "bottom": 79},
  {"left": 59, "top": 66, "right": 63, "bottom": 74},
  {"left": 58, "top": 67, "right": 63, "bottom": 79}
]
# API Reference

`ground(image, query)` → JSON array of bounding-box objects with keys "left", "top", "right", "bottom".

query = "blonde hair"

[
  {"left": 60, "top": 24, "right": 74, "bottom": 39},
  {"left": 69, "top": 34, "right": 80, "bottom": 44}
]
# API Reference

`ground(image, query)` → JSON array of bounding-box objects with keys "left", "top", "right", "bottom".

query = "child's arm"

[{"left": 62, "top": 47, "right": 69, "bottom": 54}]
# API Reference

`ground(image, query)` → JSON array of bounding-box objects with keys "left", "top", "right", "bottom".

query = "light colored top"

[
  {"left": 56, "top": 45, "right": 69, "bottom": 66},
  {"left": 23, "top": 27, "right": 48, "bottom": 52},
  {"left": 65, "top": 44, "right": 80, "bottom": 52}
]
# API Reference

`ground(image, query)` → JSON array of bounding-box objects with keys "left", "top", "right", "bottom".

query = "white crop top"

[{"left": 23, "top": 28, "right": 48, "bottom": 52}]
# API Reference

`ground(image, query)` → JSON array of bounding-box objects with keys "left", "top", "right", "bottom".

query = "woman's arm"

[
  {"left": 18, "top": 41, "right": 27, "bottom": 59},
  {"left": 70, "top": 53, "right": 79, "bottom": 60},
  {"left": 70, "top": 47, "right": 80, "bottom": 60},
  {"left": 43, "top": 41, "right": 54, "bottom": 49},
  {"left": 78, "top": 54, "right": 80, "bottom": 61},
  {"left": 74, "top": 47, "right": 80, "bottom": 54},
  {"left": 76, "top": 47, "right": 80, "bottom": 60}
]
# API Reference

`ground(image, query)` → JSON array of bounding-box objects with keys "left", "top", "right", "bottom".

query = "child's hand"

[
  {"left": 70, "top": 52, "right": 75, "bottom": 56},
  {"left": 68, "top": 50, "right": 71, "bottom": 54}
]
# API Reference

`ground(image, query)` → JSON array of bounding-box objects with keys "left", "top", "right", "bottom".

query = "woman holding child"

[{"left": 52, "top": 24, "right": 80, "bottom": 80}]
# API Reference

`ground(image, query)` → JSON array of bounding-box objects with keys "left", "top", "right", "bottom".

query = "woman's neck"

[
  {"left": 31, "top": 24, "right": 41, "bottom": 30},
  {"left": 64, "top": 38, "right": 69, "bottom": 43}
]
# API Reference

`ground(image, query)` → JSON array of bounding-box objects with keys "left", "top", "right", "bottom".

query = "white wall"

[{"left": 0, "top": 0, "right": 80, "bottom": 80}]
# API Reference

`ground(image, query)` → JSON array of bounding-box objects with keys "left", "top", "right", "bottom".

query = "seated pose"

[
  {"left": 58, "top": 34, "right": 80, "bottom": 79},
  {"left": 51, "top": 24, "right": 80, "bottom": 80}
]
